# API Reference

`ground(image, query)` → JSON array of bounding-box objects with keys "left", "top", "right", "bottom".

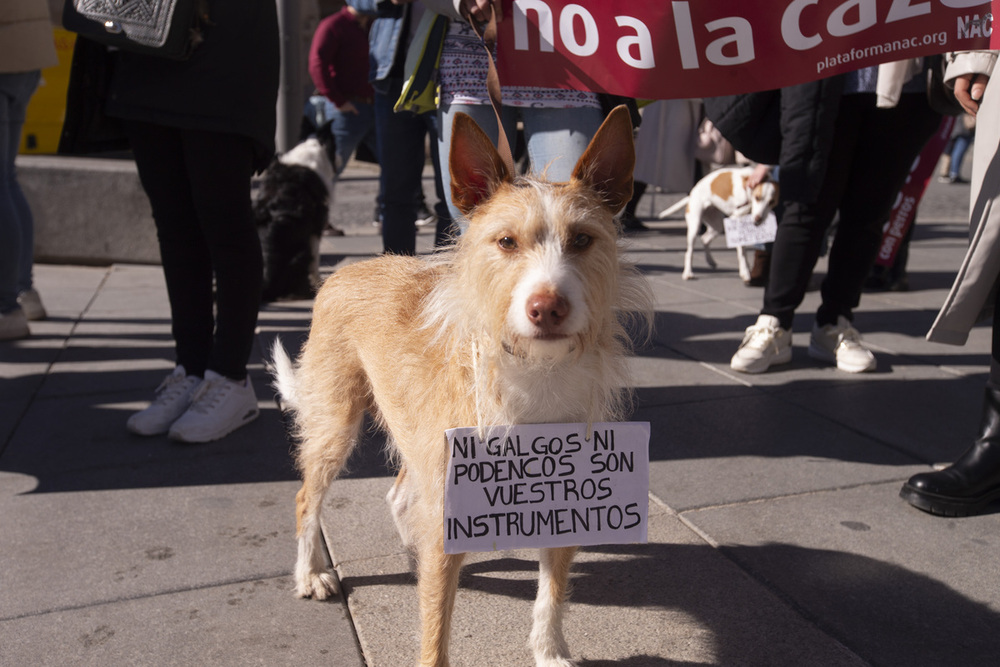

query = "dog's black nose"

[{"left": 527, "top": 291, "right": 569, "bottom": 332}]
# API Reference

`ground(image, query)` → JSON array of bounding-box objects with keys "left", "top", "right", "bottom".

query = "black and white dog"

[{"left": 253, "top": 124, "right": 339, "bottom": 303}]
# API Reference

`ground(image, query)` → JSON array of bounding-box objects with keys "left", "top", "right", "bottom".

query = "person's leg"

[
  {"left": 123, "top": 121, "right": 214, "bottom": 436},
  {"left": 129, "top": 126, "right": 261, "bottom": 442},
  {"left": 759, "top": 95, "right": 866, "bottom": 331},
  {"left": 901, "top": 79, "right": 1000, "bottom": 515},
  {"left": 181, "top": 128, "right": 261, "bottom": 381},
  {"left": 328, "top": 101, "right": 375, "bottom": 176},
  {"left": 418, "top": 110, "right": 457, "bottom": 247},
  {"left": 731, "top": 92, "right": 856, "bottom": 374},
  {"left": 374, "top": 79, "right": 430, "bottom": 255},
  {"left": 9, "top": 75, "right": 41, "bottom": 299},
  {"left": 901, "top": 286, "right": 1000, "bottom": 515},
  {"left": 124, "top": 120, "right": 215, "bottom": 378},
  {"left": 938, "top": 137, "right": 954, "bottom": 178},
  {"left": 761, "top": 198, "right": 843, "bottom": 331},
  {"left": 818, "top": 94, "right": 941, "bottom": 325},
  {"left": 0, "top": 71, "right": 40, "bottom": 317},
  {"left": 519, "top": 106, "right": 604, "bottom": 182},
  {"left": 13, "top": 167, "right": 35, "bottom": 298},
  {"left": 949, "top": 131, "right": 972, "bottom": 180}
]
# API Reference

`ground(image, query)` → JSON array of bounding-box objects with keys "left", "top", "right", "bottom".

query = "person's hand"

[
  {"left": 953, "top": 73, "right": 989, "bottom": 117},
  {"left": 746, "top": 163, "right": 771, "bottom": 189},
  {"left": 461, "top": 0, "right": 502, "bottom": 24},
  {"left": 338, "top": 100, "right": 359, "bottom": 115}
]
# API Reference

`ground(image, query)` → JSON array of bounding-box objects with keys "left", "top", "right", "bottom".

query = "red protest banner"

[
  {"left": 993, "top": 0, "right": 1000, "bottom": 46},
  {"left": 497, "top": 0, "right": 995, "bottom": 100}
]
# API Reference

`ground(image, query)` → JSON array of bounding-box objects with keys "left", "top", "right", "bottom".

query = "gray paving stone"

[
  {"left": 683, "top": 483, "right": 1000, "bottom": 666},
  {"left": 0, "top": 575, "right": 361, "bottom": 667},
  {"left": 327, "top": 485, "right": 869, "bottom": 666}
]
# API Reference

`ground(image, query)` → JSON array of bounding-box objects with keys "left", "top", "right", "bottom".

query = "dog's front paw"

[
  {"left": 295, "top": 570, "right": 340, "bottom": 600},
  {"left": 682, "top": 271, "right": 695, "bottom": 280}
]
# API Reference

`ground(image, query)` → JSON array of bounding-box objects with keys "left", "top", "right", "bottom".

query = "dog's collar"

[{"left": 501, "top": 339, "right": 580, "bottom": 362}]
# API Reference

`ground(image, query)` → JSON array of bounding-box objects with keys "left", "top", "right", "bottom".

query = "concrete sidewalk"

[{"left": 2, "top": 167, "right": 999, "bottom": 666}]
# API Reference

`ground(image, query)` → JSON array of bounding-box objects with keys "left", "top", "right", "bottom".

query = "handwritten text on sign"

[
  {"left": 724, "top": 212, "right": 778, "bottom": 248},
  {"left": 497, "top": 0, "right": 994, "bottom": 100},
  {"left": 444, "top": 422, "right": 650, "bottom": 554}
]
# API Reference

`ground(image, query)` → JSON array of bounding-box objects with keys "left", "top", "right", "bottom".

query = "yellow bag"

[{"left": 395, "top": 11, "right": 448, "bottom": 115}]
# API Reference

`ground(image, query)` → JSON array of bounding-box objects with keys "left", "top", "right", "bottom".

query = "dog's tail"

[
  {"left": 269, "top": 338, "right": 300, "bottom": 416},
  {"left": 657, "top": 196, "right": 689, "bottom": 219}
]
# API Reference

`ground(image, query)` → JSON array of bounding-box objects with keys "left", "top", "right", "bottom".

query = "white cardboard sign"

[
  {"left": 443, "top": 422, "right": 650, "bottom": 554},
  {"left": 723, "top": 211, "right": 777, "bottom": 248}
]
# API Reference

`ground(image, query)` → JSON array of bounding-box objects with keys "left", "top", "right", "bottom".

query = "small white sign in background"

[
  {"left": 723, "top": 211, "right": 777, "bottom": 248},
  {"left": 444, "top": 422, "right": 650, "bottom": 554}
]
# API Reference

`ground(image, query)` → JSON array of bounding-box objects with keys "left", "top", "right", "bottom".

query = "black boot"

[{"left": 900, "top": 384, "right": 1000, "bottom": 516}]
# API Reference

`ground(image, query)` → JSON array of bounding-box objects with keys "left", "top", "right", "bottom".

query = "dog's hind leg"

[
  {"left": 530, "top": 546, "right": 578, "bottom": 666},
  {"left": 387, "top": 466, "right": 418, "bottom": 555},
  {"left": 682, "top": 212, "right": 700, "bottom": 280},
  {"left": 293, "top": 397, "right": 366, "bottom": 600},
  {"left": 415, "top": 542, "right": 466, "bottom": 667},
  {"left": 700, "top": 225, "right": 719, "bottom": 271}
]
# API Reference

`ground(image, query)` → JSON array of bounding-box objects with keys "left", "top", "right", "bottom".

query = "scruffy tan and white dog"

[
  {"left": 658, "top": 165, "right": 780, "bottom": 283},
  {"left": 270, "top": 106, "right": 652, "bottom": 667}
]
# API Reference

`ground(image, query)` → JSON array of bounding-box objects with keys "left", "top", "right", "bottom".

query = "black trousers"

[
  {"left": 763, "top": 93, "right": 942, "bottom": 330},
  {"left": 124, "top": 121, "right": 262, "bottom": 380}
]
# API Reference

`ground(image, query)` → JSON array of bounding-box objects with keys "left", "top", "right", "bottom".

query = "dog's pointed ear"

[
  {"left": 450, "top": 112, "right": 512, "bottom": 217},
  {"left": 571, "top": 105, "right": 635, "bottom": 213}
]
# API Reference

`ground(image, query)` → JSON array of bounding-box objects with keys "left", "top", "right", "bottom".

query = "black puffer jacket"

[
  {"left": 105, "top": 0, "right": 279, "bottom": 171},
  {"left": 704, "top": 75, "right": 844, "bottom": 204}
]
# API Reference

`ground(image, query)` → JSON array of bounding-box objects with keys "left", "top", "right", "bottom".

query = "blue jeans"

[
  {"left": 0, "top": 70, "right": 41, "bottom": 313},
  {"left": 437, "top": 103, "right": 604, "bottom": 229},
  {"left": 949, "top": 131, "right": 973, "bottom": 179},
  {"left": 304, "top": 95, "right": 376, "bottom": 176}
]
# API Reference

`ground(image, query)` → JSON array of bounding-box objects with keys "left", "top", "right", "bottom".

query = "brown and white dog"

[
  {"left": 270, "top": 106, "right": 652, "bottom": 667},
  {"left": 658, "top": 165, "right": 779, "bottom": 283}
]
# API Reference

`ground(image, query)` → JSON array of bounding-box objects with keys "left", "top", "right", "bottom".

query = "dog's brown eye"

[
  {"left": 498, "top": 236, "right": 518, "bottom": 251},
  {"left": 571, "top": 233, "right": 592, "bottom": 250}
]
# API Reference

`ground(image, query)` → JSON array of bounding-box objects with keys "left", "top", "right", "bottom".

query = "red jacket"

[{"left": 308, "top": 7, "right": 373, "bottom": 108}]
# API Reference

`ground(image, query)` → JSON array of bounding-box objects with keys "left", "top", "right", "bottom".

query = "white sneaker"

[
  {"left": 0, "top": 308, "right": 29, "bottom": 341},
  {"left": 808, "top": 316, "right": 876, "bottom": 373},
  {"left": 17, "top": 289, "right": 47, "bottom": 321},
  {"left": 127, "top": 366, "right": 201, "bottom": 435},
  {"left": 168, "top": 370, "right": 259, "bottom": 443},
  {"left": 730, "top": 314, "right": 792, "bottom": 374}
]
